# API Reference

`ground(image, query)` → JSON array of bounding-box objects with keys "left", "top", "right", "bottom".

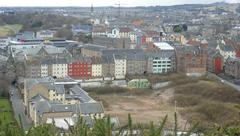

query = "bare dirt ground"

[{"left": 92, "top": 88, "right": 188, "bottom": 129}]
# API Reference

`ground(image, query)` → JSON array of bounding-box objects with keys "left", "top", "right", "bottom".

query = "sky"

[{"left": 0, "top": 0, "right": 239, "bottom": 7}]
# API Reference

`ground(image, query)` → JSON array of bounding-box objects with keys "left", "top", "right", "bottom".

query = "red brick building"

[
  {"left": 176, "top": 41, "right": 208, "bottom": 76},
  {"left": 68, "top": 58, "right": 92, "bottom": 79}
]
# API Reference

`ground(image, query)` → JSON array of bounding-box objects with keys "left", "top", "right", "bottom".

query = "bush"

[
  {"left": 169, "top": 94, "right": 202, "bottom": 107},
  {"left": 182, "top": 101, "right": 239, "bottom": 131},
  {"left": 174, "top": 81, "right": 240, "bottom": 103}
]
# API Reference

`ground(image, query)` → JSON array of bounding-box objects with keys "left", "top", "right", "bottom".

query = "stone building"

[{"left": 176, "top": 41, "right": 208, "bottom": 76}]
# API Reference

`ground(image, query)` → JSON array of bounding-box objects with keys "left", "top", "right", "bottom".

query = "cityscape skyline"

[{"left": 0, "top": 0, "right": 239, "bottom": 7}]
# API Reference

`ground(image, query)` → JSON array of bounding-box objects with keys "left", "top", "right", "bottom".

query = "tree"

[
  {"left": 55, "top": 28, "right": 73, "bottom": 40},
  {"left": 173, "top": 25, "right": 182, "bottom": 33},
  {"left": 236, "top": 6, "right": 240, "bottom": 13},
  {"left": 31, "top": 21, "right": 43, "bottom": 28}
]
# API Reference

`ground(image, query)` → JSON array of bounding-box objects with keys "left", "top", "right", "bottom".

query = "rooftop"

[{"left": 154, "top": 42, "right": 174, "bottom": 50}]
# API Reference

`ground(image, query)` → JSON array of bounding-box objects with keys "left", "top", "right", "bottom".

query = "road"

[
  {"left": 208, "top": 73, "right": 240, "bottom": 92},
  {"left": 9, "top": 85, "right": 32, "bottom": 131}
]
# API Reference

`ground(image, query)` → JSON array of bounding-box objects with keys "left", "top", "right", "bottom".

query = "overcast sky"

[{"left": 0, "top": 0, "right": 239, "bottom": 7}]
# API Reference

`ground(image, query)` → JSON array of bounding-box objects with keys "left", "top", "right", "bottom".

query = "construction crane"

[
  {"left": 115, "top": 2, "right": 126, "bottom": 18},
  {"left": 115, "top": 2, "right": 121, "bottom": 17}
]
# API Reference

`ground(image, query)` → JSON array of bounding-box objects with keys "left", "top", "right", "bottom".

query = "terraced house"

[{"left": 68, "top": 57, "right": 92, "bottom": 79}]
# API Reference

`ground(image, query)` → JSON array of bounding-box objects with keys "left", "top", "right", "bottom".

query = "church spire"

[{"left": 91, "top": 4, "right": 94, "bottom": 16}]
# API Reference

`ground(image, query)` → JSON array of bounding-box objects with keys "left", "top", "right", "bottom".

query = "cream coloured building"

[
  {"left": 113, "top": 54, "right": 127, "bottom": 79},
  {"left": 92, "top": 64, "right": 102, "bottom": 77},
  {"left": 50, "top": 63, "right": 68, "bottom": 78},
  {"left": 49, "top": 84, "right": 65, "bottom": 103}
]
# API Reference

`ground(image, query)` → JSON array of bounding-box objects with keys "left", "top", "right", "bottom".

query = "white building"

[
  {"left": 152, "top": 57, "right": 172, "bottom": 73},
  {"left": 147, "top": 42, "right": 175, "bottom": 74},
  {"left": 48, "top": 60, "right": 68, "bottom": 78},
  {"left": 108, "top": 28, "right": 120, "bottom": 38},
  {"left": 113, "top": 54, "right": 127, "bottom": 79},
  {"left": 36, "top": 30, "right": 55, "bottom": 39},
  {"left": 153, "top": 42, "right": 175, "bottom": 51},
  {"left": 92, "top": 64, "right": 102, "bottom": 77},
  {"left": 216, "top": 44, "right": 236, "bottom": 61}
]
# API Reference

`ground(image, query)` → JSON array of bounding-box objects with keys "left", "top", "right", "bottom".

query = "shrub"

[
  {"left": 174, "top": 81, "right": 240, "bottom": 103},
  {"left": 183, "top": 102, "right": 239, "bottom": 130},
  {"left": 169, "top": 94, "right": 202, "bottom": 107}
]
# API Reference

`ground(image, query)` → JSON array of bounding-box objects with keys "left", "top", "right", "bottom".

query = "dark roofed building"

[
  {"left": 93, "top": 37, "right": 131, "bottom": 49},
  {"left": 225, "top": 57, "right": 240, "bottom": 79}
]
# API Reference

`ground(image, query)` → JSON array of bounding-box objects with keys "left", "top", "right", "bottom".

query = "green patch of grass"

[
  {"left": 0, "top": 99, "right": 12, "bottom": 111},
  {"left": 0, "top": 99, "right": 14, "bottom": 124},
  {"left": 0, "top": 24, "right": 22, "bottom": 36}
]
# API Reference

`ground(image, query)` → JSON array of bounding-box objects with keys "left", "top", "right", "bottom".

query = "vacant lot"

[
  {"left": 0, "top": 99, "right": 14, "bottom": 124},
  {"left": 88, "top": 75, "right": 240, "bottom": 131},
  {"left": 88, "top": 87, "right": 188, "bottom": 129}
]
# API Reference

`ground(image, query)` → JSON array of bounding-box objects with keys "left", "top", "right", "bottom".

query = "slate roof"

[
  {"left": 54, "top": 84, "right": 65, "bottom": 94},
  {"left": 69, "top": 56, "right": 92, "bottom": 64},
  {"left": 26, "top": 79, "right": 39, "bottom": 90},
  {"left": 175, "top": 45, "right": 204, "bottom": 55},
  {"left": 35, "top": 102, "right": 104, "bottom": 116},
  {"left": 14, "top": 45, "right": 69, "bottom": 56},
  {"left": 36, "top": 101, "right": 52, "bottom": 115},
  {"left": 79, "top": 103, "right": 104, "bottom": 115},
  {"left": 146, "top": 50, "right": 175, "bottom": 58},
  {"left": 113, "top": 54, "right": 127, "bottom": 60},
  {"left": 226, "top": 57, "right": 240, "bottom": 64},
  {"left": 40, "top": 46, "right": 68, "bottom": 54},
  {"left": 119, "top": 27, "right": 133, "bottom": 33},
  {"left": 81, "top": 44, "right": 107, "bottom": 51},
  {"left": 126, "top": 52, "right": 146, "bottom": 61},
  {"left": 68, "top": 85, "right": 93, "bottom": 103},
  {"left": 218, "top": 44, "right": 235, "bottom": 52},
  {"left": 101, "top": 49, "right": 144, "bottom": 58},
  {"left": 101, "top": 55, "right": 114, "bottom": 64},
  {"left": 41, "top": 58, "right": 68, "bottom": 65},
  {"left": 30, "top": 94, "right": 49, "bottom": 103}
]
